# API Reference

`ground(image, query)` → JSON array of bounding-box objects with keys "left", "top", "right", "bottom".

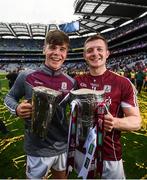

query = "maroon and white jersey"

[
  {"left": 75, "top": 70, "right": 138, "bottom": 160},
  {"left": 4, "top": 64, "right": 76, "bottom": 157}
]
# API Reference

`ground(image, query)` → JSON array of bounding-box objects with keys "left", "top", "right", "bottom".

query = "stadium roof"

[
  {"left": 75, "top": 0, "right": 147, "bottom": 35},
  {"left": 0, "top": 0, "right": 147, "bottom": 38}
]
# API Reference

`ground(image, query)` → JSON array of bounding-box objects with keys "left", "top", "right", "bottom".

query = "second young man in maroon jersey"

[{"left": 75, "top": 34, "right": 141, "bottom": 179}]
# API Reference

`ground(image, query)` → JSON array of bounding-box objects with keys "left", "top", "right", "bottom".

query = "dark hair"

[
  {"left": 84, "top": 34, "right": 108, "bottom": 49},
  {"left": 45, "top": 29, "right": 70, "bottom": 48}
]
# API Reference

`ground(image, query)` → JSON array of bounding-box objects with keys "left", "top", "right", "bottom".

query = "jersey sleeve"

[
  {"left": 121, "top": 78, "right": 138, "bottom": 108},
  {"left": 4, "top": 71, "right": 26, "bottom": 115}
]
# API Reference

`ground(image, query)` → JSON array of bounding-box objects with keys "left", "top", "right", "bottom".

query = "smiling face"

[
  {"left": 43, "top": 30, "right": 70, "bottom": 70},
  {"left": 84, "top": 35, "right": 110, "bottom": 74},
  {"left": 44, "top": 43, "right": 68, "bottom": 70}
]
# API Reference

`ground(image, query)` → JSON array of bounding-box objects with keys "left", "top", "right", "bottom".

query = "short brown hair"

[
  {"left": 84, "top": 34, "right": 108, "bottom": 50},
  {"left": 45, "top": 29, "right": 70, "bottom": 48}
]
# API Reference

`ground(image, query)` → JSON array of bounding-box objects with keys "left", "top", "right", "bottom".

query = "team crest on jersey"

[
  {"left": 61, "top": 82, "right": 67, "bottom": 90},
  {"left": 104, "top": 85, "right": 111, "bottom": 93}
]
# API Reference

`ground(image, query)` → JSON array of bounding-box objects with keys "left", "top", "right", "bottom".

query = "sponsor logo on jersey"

[
  {"left": 90, "top": 83, "right": 99, "bottom": 88},
  {"left": 80, "top": 82, "right": 87, "bottom": 87},
  {"left": 104, "top": 85, "right": 111, "bottom": 93},
  {"left": 34, "top": 80, "right": 44, "bottom": 85}
]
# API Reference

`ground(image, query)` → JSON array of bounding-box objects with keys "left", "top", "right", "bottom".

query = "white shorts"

[
  {"left": 26, "top": 152, "right": 67, "bottom": 179},
  {"left": 102, "top": 159, "right": 126, "bottom": 179}
]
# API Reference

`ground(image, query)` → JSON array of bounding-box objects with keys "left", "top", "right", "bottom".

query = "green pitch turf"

[{"left": 0, "top": 75, "right": 147, "bottom": 179}]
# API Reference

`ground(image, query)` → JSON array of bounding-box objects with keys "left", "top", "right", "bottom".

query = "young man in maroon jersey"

[
  {"left": 75, "top": 34, "right": 141, "bottom": 179},
  {"left": 4, "top": 30, "right": 76, "bottom": 179}
]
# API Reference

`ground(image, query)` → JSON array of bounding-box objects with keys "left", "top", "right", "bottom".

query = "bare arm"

[{"left": 104, "top": 106, "right": 141, "bottom": 132}]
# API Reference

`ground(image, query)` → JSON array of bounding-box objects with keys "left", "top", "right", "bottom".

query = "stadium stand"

[{"left": 0, "top": 0, "right": 146, "bottom": 75}]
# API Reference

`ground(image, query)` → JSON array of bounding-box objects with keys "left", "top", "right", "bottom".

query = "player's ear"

[
  {"left": 83, "top": 50, "right": 86, "bottom": 60},
  {"left": 106, "top": 50, "right": 110, "bottom": 58},
  {"left": 43, "top": 45, "right": 46, "bottom": 55}
]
